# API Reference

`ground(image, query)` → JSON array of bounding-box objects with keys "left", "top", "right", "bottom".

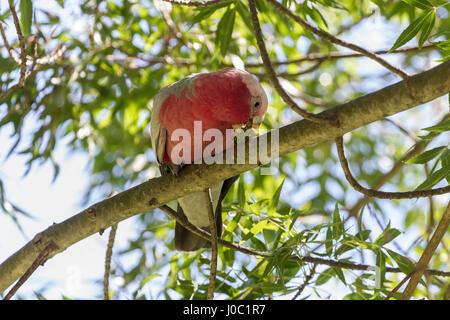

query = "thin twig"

[
  {"left": 254, "top": 61, "right": 324, "bottom": 79},
  {"left": 3, "top": 242, "right": 58, "bottom": 300},
  {"left": 348, "top": 114, "right": 449, "bottom": 218},
  {"left": 336, "top": 10, "right": 376, "bottom": 36},
  {"left": 204, "top": 188, "right": 218, "bottom": 300},
  {"left": 292, "top": 264, "right": 317, "bottom": 300},
  {"left": 157, "top": 0, "right": 193, "bottom": 50},
  {"left": 335, "top": 136, "right": 450, "bottom": 199},
  {"left": 103, "top": 223, "right": 118, "bottom": 300},
  {"left": 385, "top": 272, "right": 413, "bottom": 300},
  {"left": 382, "top": 118, "right": 418, "bottom": 141},
  {"left": 0, "top": 22, "right": 15, "bottom": 56},
  {"left": 248, "top": 0, "right": 336, "bottom": 125},
  {"left": 401, "top": 202, "right": 450, "bottom": 300},
  {"left": 158, "top": 205, "right": 450, "bottom": 277},
  {"left": 243, "top": 45, "right": 435, "bottom": 68},
  {"left": 266, "top": 0, "right": 409, "bottom": 80},
  {"left": 7, "top": 0, "right": 27, "bottom": 87},
  {"left": 292, "top": 92, "right": 332, "bottom": 108}
]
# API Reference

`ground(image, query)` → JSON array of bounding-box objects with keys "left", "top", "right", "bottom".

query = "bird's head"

[
  {"left": 195, "top": 68, "right": 268, "bottom": 130},
  {"left": 234, "top": 68, "right": 268, "bottom": 130}
]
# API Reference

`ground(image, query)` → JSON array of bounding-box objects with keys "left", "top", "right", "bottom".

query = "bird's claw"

[{"left": 160, "top": 162, "right": 184, "bottom": 176}]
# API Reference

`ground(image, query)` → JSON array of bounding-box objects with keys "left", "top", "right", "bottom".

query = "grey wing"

[
  {"left": 150, "top": 89, "right": 169, "bottom": 165},
  {"left": 150, "top": 75, "right": 199, "bottom": 166}
]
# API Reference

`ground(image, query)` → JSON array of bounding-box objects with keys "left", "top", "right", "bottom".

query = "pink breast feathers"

[{"left": 158, "top": 70, "right": 253, "bottom": 165}]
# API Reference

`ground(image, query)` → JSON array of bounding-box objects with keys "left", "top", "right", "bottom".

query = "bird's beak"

[
  {"left": 245, "top": 118, "right": 253, "bottom": 130},
  {"left": 251, "top": 115, "right": 263, "bottom": 130},
  {"left": 234, "top": 117, "right": 262, "bottom": 131}
]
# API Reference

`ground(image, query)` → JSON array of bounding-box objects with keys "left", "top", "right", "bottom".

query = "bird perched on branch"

[{"left": 151, "top": 68, "right": 268, "bottom": 251}]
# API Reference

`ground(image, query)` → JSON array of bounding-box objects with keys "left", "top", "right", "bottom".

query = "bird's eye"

[{"left": 251, "top": 96, "right": 262, "bottom": 109}]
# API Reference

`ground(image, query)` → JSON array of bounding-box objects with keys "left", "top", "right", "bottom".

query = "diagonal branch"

[
  {"left": 385, "top": 271, "right": 413, "bottom": 300},
  {"left": 401, "top": 202, "right": 450, "bottom": 300},
  {"left": 292, "top": 263, "right": 317, "bottom": 300},
  {"left": 0, "top": 60, "right": 449, "bottom": 294},
  {"left": 7, "top": 0, "right": 27, "bottom": 87},
  {"left": 248, "top": 0, "right": 335, "bottom": 125},
  {"left": 3, "top": 242, "right": 58, "bottom": 300}
]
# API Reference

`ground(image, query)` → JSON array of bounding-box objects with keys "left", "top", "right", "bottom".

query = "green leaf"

[
  {"left": 0, "top": 9, "right": 11, "bottom": 23},
  {"left": 19, "top": 0, "right": 33, "bottom": 36},
  {"left": 56, "top": 0, "right": 65, "bottom": 8},
  {"left": 389, "top": 11, "right": 431, "bottom": 52},
  {"left": 317, "top": 0, "right": 348, "bottom": 11},
  {"left": 401, "top": 0, "right": 434, "bottom": 10},
  {"left": 249, "top": 219, "right": 268, "bottom": 236},
  {"left": 333, "top": 267, "right": 346, "bottom": 285},
  {"left": 375, "top": 250, "right": 386, "bottom": 289},
  {"left": 335, "top": 241, "right": 355, "bottom": 256},
  {"left": 306, "top": 6, "right": 329, "bottom": 32},
  {"left": 440, "top": 149, "right": 450, "bottom": 184},
  {"left": 418, "top": 131, "right": 440, "bottom": 140},
  {"left": 189, "top": 1, "right": 231, "bottom": 27},
  {"left": 268, "top": 178, "right": 285, "bottom": 215},
  {"left": 215, "top": 7, "right": 236, "bottom": 56},
  {"left": 325, "top": 227, "right": 333, "bottom": 256},
  {"left": 332, "top": 203, "right": 343, "bottom": 239},
  {"left": 316, "top": 268, "right": 334, "bottom": 285},
  {"left": 422, "top": 119, "right": 450, "bottom": 132},
  {"left": 406, "top": 146, "right": 447, "bottom": 164},
  {"left": 415, "top": 165, "right": 450, "bottom": 190},
  {"left": 375, "top": 225, "right": 401, "bottom": 246},
  {"left": 235, "top": 0, "right": 253, "bottom": 31},
  {"left": 418, "top": 11, "right": 436, "bottom": 48},
  {"left": 356, "top": 229, "right": 371, "bottom": 241},
  {"left": 237, "top": 174, "right": 246, "bottom": 207},
  {"left": 139, "top": 274, "right": 159, "bottom": 290},
  {"left": 386, "top": 249, "right": 415, "bottom": 274}
]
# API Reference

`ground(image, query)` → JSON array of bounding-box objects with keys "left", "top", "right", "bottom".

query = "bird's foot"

[{"left": 160, "top": 162, "right": 184, "bottom": 176}]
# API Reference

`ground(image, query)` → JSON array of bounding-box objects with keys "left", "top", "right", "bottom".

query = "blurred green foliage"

[{"left": 0, "top": 0, "right": 449, "bottom": 300}]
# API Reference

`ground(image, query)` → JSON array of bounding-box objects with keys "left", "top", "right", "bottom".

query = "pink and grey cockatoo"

[{"left": 150, "top": 68, "right": 268, "bottom": 251}]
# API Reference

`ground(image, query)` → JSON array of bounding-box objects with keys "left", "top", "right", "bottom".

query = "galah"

[{"left": 150, "top": 68, "right": 268, "bottom": 251}]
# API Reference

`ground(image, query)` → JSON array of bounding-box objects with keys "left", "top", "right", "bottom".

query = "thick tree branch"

[{"left": 0, "top": 60, "right": 449, "bottom": 294}]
